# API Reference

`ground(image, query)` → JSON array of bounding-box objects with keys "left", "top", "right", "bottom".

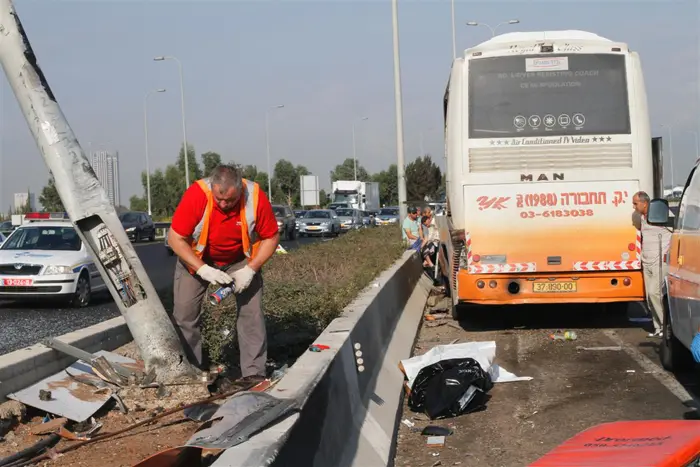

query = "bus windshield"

[{"left": 468, "top": 54, "right": 630, "bottom": 139}]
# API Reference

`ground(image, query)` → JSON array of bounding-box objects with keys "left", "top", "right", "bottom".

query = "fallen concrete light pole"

[{"left": 0, "top": 0, "right": 198, "bottom": 383}]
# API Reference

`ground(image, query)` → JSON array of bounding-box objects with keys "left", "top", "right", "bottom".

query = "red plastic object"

[{"left": 530, "top": 420, "right": 700, "bottom": 467}]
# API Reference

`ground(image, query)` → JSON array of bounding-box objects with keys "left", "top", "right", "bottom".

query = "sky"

[{"left": 0, "top": 0, "right": 697, "bottom": 210}]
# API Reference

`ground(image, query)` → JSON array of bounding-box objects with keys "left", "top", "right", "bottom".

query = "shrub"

[{"left": 197, "top": 226, "right": 406, "bottom": 368}]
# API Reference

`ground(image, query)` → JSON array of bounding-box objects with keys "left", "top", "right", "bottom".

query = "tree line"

[{"left": 36, "top": 144, "right": 445, "bottom": 220}]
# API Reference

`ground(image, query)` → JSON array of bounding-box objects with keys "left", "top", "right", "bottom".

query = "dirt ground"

[
  {"left": 0, "top": 342, "right": 249, "bottom": 467},
  {"left": 393, "top": 300, "right": 693, "bottom": 467}
]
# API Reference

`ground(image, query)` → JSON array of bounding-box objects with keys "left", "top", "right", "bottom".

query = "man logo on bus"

[{"left": 521, "top": 173, "right": 565, "bottom": 182}]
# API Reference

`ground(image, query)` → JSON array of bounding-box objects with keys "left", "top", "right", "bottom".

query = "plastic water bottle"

[
  {"left": 549, "top": 331, "right": 577, "bottom": 341},
  {"left": 209, "top": 283, "right": 235, "bottom": 306}
]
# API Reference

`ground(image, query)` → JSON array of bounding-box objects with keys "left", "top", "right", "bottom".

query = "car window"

[
  {"left": 120, "top": 213, "right": 140, "bottom": 223},
  {"left": 679, "top": 166, "right": 700, "bottom": 231},
  {"left": 2, "top": 226, "right": 81, "bottom": 251},
  {"left": 306, "top": 211, "right": 330, "bottom": 219},
  {"left": 272, "top": 206, "right": 286, "bottom": 217}
]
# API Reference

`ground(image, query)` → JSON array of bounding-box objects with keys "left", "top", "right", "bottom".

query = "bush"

[{"left": 196, "top": 226, "right": 406, "bottom": 368}]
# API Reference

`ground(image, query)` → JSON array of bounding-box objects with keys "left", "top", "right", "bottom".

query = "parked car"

[
  {"left": 375, "top": 207, "right": 400, "bottom": 226},
  {"left": 298, "top": 209, "right": 340, "bottom": 237},
  {"left": 294, "top": 210, "right": 307, "bottom": 231},
  {"left": 272, "top": 205, "right": 297, "bottom": 240},
  {"left": 0, "top": 213, "right": 108, "bottom": 307},
  {"left": 119, "top": 211, "right": 156, "bottom": 242},
  {"left": 360, "top": 210, "right": 373, "bottom": 228},
  {"left": 646, "top": 165, "right": 698, "bottom": 371},
  {"left": 335, "top": 208, "right": 363, "bottom": 231}
]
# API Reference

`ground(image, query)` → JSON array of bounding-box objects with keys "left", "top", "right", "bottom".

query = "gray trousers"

[
  {"left": 172, "top": 259, "right": 267, "bottom": 377},
  {"left": 643, "top": 260, "right": 667, "bottom": 333}
]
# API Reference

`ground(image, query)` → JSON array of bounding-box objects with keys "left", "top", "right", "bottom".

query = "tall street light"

[
  {"left": 352, "top": 117, "right": 369, "bottom": 180},
  {"left": 144, "top": 88, "right": 166, "bottom": 216},
  {"left": 153, "top": 56, "right": 190, "bottom": 188},
  {"left": 450, "top": 0, "right": 456, "bottom": 59},
  {"left": 265, "top": 104, "right": 285, "bottom": 200},
  {"left": 466, "top": 19, "right": 519, "bottom": 37},
  {"left": 661, "top": 124, "right": 675, "bottom": 188},
  {"left": 391, "top": 0, "right": 407, "bottom": 221}
]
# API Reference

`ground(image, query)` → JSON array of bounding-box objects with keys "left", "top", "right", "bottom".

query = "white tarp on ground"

[{"left": 400, "top": 341, "right": 533, "bottom": 389}]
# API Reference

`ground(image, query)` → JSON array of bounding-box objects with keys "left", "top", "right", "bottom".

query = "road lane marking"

[{"left": 602, "top": 329, "right": 700, "bottom": 410}]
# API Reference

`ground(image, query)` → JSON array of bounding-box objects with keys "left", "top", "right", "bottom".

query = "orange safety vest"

[{"left": 186, "top": 177, "right": 261, "bottom": 274}]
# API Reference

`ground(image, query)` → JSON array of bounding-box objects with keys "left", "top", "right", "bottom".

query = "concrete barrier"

[
  {"left": 212, "top": 250, "right": 431, "bottom": 467},
  {"left": 0, "top": 316, "right": 130, "bottom": 401}
]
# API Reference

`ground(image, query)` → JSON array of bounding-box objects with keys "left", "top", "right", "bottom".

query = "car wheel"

[
  {"left": 71, "top": 272, "right": 92, "bottom": 308},
  {"left": 289, "top": 226, "right": 297, "bottom": 240},
  {"left": 660, "top": 297, "right": 693, "bottom": 371},
  {"left": 149, "top": 230, "right": 156, "bottom": 242},
  {"left": 135, "top": 231, "right": 141, "bottom": 242}
]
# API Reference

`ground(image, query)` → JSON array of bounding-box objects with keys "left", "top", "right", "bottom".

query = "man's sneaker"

[
  {"left": 240, "top": 375, "right": 266, "bottom": 385},
  {"left": 648, "top": 330, "right": 662, "bottom": 338}
]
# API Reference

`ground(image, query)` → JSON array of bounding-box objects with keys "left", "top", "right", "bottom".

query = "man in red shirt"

[{"left": 168, "top": 164, "right": 279, "bottom": 385}]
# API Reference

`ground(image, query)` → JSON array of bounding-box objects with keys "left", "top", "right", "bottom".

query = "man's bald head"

[
  {"left": 210, "top": 164, "right": 244, "bottom": 212},
  {"left": 633, "top": 191, "right": 650, "bottom": 216}
]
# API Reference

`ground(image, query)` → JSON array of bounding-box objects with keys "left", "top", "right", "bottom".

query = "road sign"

[{"left": 300, "top": 175, "right": 319, "bottom": 207}]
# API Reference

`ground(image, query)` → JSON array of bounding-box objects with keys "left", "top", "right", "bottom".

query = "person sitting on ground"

[{"left": 402, "top": 207, "right": 422, "bottom": 251}]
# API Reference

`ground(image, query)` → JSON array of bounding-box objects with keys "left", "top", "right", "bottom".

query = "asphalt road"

[
  {"left": 0, "top": 236, "right": 322, "bottom": 355},
  {"left": 394, "top": 302, "right": 700, "bottom": 466}
]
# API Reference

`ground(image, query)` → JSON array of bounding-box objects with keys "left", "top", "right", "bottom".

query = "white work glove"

[
  {"left": 196, "top": 264, "right": 233, "bottom": 286},
  {"left": 231, "top": 265, "right": 256, "bottom": 293}
]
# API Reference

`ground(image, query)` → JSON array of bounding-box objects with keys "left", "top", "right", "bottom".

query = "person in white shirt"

[{"left": 632, "top": 191, "right": 672, "bottom": 338}]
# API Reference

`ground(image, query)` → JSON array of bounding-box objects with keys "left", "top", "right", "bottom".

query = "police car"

[{"left": 0, "top": 213, "right": 107, "bottom": 307}]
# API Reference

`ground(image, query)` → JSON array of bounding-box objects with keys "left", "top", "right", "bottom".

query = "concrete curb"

[
  {"left": 0, "top": 316, "right": 130, "bottom": 401},
  {"left": 212, "top": 250, "right": 430, "bottom": 467}
]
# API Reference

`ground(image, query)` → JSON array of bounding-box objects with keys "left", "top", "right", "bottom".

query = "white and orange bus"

[{"left": 438, "top": 30, "right": 663, "bottom": 317}]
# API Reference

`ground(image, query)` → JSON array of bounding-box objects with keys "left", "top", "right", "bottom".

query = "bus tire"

[
  {"left": 660, "top": 297, "right": 693, "bottom": 371},
  {"left": 451, "top": 301, "right": 464, "bottom": 321}
]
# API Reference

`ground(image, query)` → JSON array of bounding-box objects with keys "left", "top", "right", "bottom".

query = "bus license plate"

[
  {"left": 533, "top": 281, "right": 576, "bottom": 293},
  {"left": 1, "top": 278, "right": 33, "bottom": 287}
]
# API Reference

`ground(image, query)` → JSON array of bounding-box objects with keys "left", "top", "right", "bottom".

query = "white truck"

[{"left": 329, "top": 180, "right": 380, "bottom": 211}]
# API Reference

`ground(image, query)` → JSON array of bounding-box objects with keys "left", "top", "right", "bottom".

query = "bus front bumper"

[{"left": 456, "top": 269, "right": 645, "bottom": 305}]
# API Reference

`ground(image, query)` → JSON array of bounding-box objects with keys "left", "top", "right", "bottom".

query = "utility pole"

[
  {"left": 0, "top": 0, "right": 198, "bottom": 383},
  {"left": 392, "top": 0, "right": 408, "bottom": 221}
]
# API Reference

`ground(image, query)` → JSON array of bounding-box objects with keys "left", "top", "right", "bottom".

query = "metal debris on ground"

[
  {"left": 427, "top": 435, "right": 446, "bottom": 447},
  {"left": 6, "top": 350, "right": 140, "bottom": 422},
  {"left": 402, "top": 419, "right": 416, "bottom": 428},
  {"left": 576, "top": 346, "right": 622, "bottom": 351},
  {"left": 29, "top": 417, "right": 67, "bottom": 435}
]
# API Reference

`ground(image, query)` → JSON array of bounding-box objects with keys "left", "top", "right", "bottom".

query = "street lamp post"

[
  {"left": 661, "top": 124, "right": 675, "bottom": 188},
  {"left": 143, "top": 88, "right": 166, "bottom": 216},
  {"left": 153, "top": 56, "right": 190, "bottom": 188},
  {"left": 391, "top": 0, "right": 408, "bottom": 221},
  {"left": 466, "top": 19, "right": 519, "bottom": 37},
  {"left": 450, "top": 0, "right": 456, "bottom": 59},
  {"left": 265, "top": 104, "right": 285, "bottom": 199},
  {"left": 352, "top": 117, "right": 369, "bottom": 180}
]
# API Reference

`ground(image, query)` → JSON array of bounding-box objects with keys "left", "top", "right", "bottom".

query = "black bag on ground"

[{"left": 408, "top": 357, "right": 494, "bottom": 420}]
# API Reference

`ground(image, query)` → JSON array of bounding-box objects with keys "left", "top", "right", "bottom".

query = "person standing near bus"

[{"left": 632, "top": 191, "right": 672, "bottom": 338}]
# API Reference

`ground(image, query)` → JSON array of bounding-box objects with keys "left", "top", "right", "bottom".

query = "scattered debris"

[
  {"left": 576, "top": 346, "right": 621, "bottom": 351},
  {"left": 184, "top": 403, "right": 220, "bottom": 422},
  {"left": 432, "top": 460, "right": 442, "bottom": 466},
  {"left": 627, "top": 370, "right": 636, "bottom": 373},
  {"left": 309, "top": 344, "right": 330, "bottom": 352},
  {"left": 402, "top": 419, "right": 415, "bottom": 428},
  {"left": 426, "top": 321, "right": 447, "bottom": 328},
  {"left": 549, "top": 331, "right": 577, "bottom": 341},
  {"left": 421, "top": 425, "right": 453, "bottom": 436},
  {"left": 427, "top": 436, "right": 446, "bottom": 447},
  {"left": 6, "top": 350, "right": 138, "bottom": 422},
  {"left": 29, "top": 417, "right": 67, "bottom": 435}
]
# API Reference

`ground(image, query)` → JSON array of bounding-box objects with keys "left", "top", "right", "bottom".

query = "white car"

[{"left": 0, "top": 214, "right": 107, "bottom": 307}]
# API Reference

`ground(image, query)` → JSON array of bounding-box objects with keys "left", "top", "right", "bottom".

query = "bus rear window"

[{"left": 468, "top": 54, "right": 631, "bottom": 139}]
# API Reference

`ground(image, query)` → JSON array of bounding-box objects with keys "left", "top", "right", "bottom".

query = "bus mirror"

[{"left": 647, "top": 199, "right": 670, "bottom": 225}]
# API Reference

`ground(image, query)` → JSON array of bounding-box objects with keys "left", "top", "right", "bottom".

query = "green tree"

[
  {"left": 201, "top": 151, "right": 222, "bottom": 175},
  {"left": 331, "top": 158, "right": 370, "bottom": 182},
  {"left": 177, "top": 143, "right": 202, "bottom": 185},
  {"left": 241, "top": 165, "right": 258, "bottom": 181},
  {"left": 39, "top": 175, "right": 65, "bottom": 212},
  {"left": 405, "top": 155, "right": 442, "bottom": 203},
  {"left": 319, "top": 189, "right": 329, "bottom": 207},
  {"left": 129, "top": 195, "right": 148, "bottom": 212},
  {"left": 372, "top": 164, "right": 399, "bottom": 206}
]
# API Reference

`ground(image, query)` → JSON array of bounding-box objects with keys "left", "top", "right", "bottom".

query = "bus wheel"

[
  {"left": 660, "top": 298, "right": 693, "bottom": 371},
  {"left": 451, "top": 301, "right": 465, "bottom": 321}
]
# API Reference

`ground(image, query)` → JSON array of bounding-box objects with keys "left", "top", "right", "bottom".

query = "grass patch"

[{"left": 158, "top": 227, "right": 405, "bottom": 370}]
